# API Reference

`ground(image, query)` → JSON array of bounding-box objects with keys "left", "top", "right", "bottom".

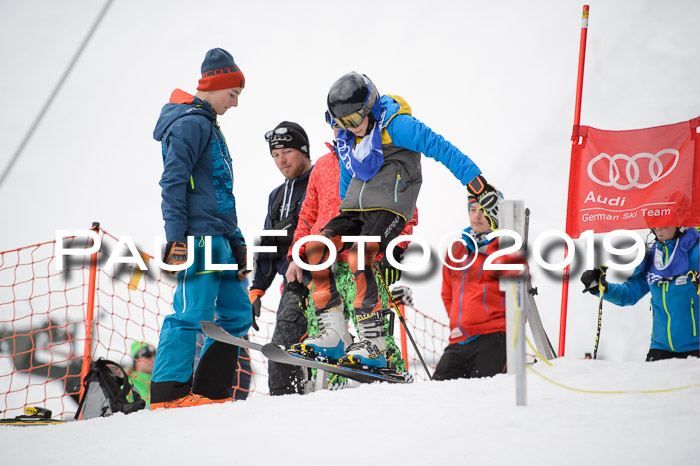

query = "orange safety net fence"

[{"left": 1, "top": 228, "right": 448, "bottom": 420}]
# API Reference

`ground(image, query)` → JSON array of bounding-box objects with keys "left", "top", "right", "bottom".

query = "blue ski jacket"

[
  {"left": 602, "top": 229, "right": 699, "bottom": 353},
  {"left": 338, "top": 94, "right": 482, "bottom": 205},
  {"left": 153, "top": 89, "right": 244, "bottom": 246}
]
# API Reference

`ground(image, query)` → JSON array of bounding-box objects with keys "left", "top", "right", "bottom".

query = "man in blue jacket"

[
  {"left": 292, "top": 71, "right": 502, "bottom": 369},
  {"left": 581, "top": 227, "right": 700, "bottom": 361},
  {"left": 150, "top": 48, "right": 253, "bottom": 409}
]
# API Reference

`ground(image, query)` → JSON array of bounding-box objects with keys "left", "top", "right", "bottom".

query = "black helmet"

[{"left": 327, "top": 72, "right": 380, "bottom": 129}]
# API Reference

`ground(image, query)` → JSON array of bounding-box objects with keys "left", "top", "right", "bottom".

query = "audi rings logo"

[{"left": 587, "top": 149, "right": 680, "bottom": 190}]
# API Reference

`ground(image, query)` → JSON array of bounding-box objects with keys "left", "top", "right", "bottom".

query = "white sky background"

[{"left": 1, "top": 0, "right": 700, "bottom": 362}]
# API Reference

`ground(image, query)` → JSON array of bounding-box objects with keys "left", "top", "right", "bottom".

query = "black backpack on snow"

[{"left": 74, "top": 358, "right": 146, "bottom": 420}]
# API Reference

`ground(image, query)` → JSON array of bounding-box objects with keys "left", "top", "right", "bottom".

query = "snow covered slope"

[{"left": 2, "top": 357, "right": 699, "bottom": 465}]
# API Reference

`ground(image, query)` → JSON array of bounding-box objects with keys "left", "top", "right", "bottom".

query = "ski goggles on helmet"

[
  {"left": 331, "top": 82, "right": 378, "bottom": 130},
  {"left": 324, "top": 110, "right": 339, "bottom": 128}
]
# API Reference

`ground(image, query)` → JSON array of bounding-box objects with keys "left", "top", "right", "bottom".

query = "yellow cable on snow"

[{"left": 527, "top": 365, "right": 700, "bottom": 395}]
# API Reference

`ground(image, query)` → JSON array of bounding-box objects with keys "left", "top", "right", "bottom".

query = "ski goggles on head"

[
  {"left": 332, "top": 82, "right": 378, "bottom": 131},
  {"left": 264, "top": 126, "right": 305, "bottom": 142}
]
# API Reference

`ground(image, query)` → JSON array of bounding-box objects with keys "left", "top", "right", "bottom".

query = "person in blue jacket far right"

[
  {"left": 288, "top": 71, "right": 502, "bottom": 369},
  {"left": 581, "top": 226, "right": 700, "bottom": 361}
]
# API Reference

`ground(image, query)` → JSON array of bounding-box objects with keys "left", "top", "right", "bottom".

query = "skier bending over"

[
  {"left": 289, "top": 71, "right": 502, "bottom": 368},
  {"left": 286, "top": 112, "right": 417, "bottom": 377}
]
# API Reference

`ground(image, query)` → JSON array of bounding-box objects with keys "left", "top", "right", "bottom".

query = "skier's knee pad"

[{"left": 348, "top": 241, "right": 380, "bottom": 274}]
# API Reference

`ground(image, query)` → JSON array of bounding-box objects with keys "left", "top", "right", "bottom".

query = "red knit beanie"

[{"left": 197, "top": 48, "right": 245, "bottom": 91}]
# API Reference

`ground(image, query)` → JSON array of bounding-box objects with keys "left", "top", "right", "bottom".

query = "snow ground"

[{"left": 2, "top": 357, "right": 699, "bottom": 466}]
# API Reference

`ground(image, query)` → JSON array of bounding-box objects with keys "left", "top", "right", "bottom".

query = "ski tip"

[{"left": 199, "top": 321, "right": 215, "bottom": 334}]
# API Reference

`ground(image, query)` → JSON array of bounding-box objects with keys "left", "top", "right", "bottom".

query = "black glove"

[
  {"left": 390, "top": 285, "right": 413, "bottom": 307},
  {"left": 466, "top": 174, "right": 501, "bottom": 230},
  {"left": 231, "top": 242, "right": 251, "bottom": 281},
  {"left": 248, "top": 288, "right": 263, "bottom": 331},
  {"left": 376, "top": 247, "right": 404, "bottom": 286},
  {"left": 163, "top": 241, "right": 188, "bottom": 274},
  {"left": 581, "top": 267, "right": 609, "bottom": 295}
]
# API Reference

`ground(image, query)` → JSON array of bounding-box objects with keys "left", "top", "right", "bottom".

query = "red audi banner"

[{"left": 565, "top": 116, "right": 700, "bottom": 238}]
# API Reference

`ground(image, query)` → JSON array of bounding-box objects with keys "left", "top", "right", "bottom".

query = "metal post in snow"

[
  {"left": 559, "top": 4, "right": 590, "bottom": 357},
  {"left": 515, "top": 278, "right": 527, "bottom": 406},
  {"left": 500, "top": 200, "right": 527, "bottom": 406}
]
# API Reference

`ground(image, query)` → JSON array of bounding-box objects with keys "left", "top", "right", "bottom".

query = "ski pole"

[
  {"left": 593, "top": 265, "right": 608, "bottom": 360},
  {"left": 372, "top": 263, "right": 433, "bottom": 380}
]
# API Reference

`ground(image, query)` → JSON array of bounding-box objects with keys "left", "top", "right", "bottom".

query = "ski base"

[
  {"left": 200, "top": 321, "right": 263, "bottom": 351},
  {"left": 0, "top": 417, "right": 68, "bottom": 426}
]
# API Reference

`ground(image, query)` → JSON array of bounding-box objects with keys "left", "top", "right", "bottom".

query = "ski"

[
  {"left": 200, "top": 321, "right": 263, "bottom": 351},
  {"left": 261, "top": 343, "right": 412, "bottom": 385},
  {"left": 0, "top": 407, "right": 69, "bottom": 426},
  {"left": 200, "top": 321, "right": 411, "bottom": 384},
  {"left": 0, "top": 417, "right": 68, "bottom": 426}
]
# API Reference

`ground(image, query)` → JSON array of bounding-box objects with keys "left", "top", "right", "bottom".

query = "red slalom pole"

[
  {"left": 79, "top": 223, "right": 100, "bottom": 401},
  {"left": 572, "top": 5, "right": 589, "bottom": 142},
  {"left": 559, "top": 5, "right": 590, "bottom": 357}
]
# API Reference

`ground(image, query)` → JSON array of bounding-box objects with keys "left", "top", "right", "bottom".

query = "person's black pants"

[
  {"left": 646, "top": 348, "right": 699, "bottom": 362},
  {"left": 433, "top": 332, "right": 507, "bottom": 381}
]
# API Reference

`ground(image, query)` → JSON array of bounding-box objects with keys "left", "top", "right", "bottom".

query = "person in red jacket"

[{"left": 434, "top": 195, "right": 506, "bottom": 380}]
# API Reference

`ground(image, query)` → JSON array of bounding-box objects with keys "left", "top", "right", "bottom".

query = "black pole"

[
  {"left": 0, "top": 0, "right": 114, "bottom": 189},
  {"left": 373, "top": 263, "right": 433, "bottom": 380},
  {"left": 593, "top": 265, "right": 608, "bottom": 359}
]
